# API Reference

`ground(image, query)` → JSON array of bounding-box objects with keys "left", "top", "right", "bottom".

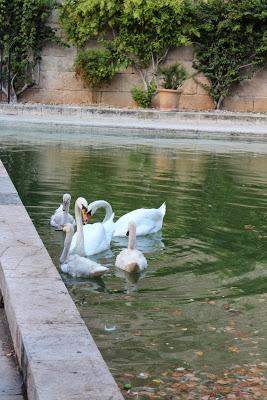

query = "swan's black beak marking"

[
  {"left": 87, "top": 210, "right": 92, "bottom": 216},
  {"left": 126, "top": 231, "right": 129, "bottom": 237},
  {"left": 82, "top": 205, "right": 90, "bottom": 224}
]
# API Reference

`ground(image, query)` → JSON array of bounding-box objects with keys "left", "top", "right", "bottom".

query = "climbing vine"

[
  {"left": 191, "top": 0, "right": 267, "bottom": 109},
  {"left": 59, "top": 0, "right": 197, "bottom": 91},
  {"left": 0, "top": 0, "right": 58, "bottom": 102}
]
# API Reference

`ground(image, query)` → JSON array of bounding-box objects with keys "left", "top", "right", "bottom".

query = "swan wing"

[
  {"left": 50, "top": 210, "right": 63, "bottom": 228},
  {"left": 50, "top": 206, "right": 75, "bottom": 228},
  {"left": 67, "top": 255, "right": 108, "bottom": 277},
  {"left": 83, "top": 223, "right": 110, "bottom": 256},
  {"left": 114, "top": 204, "right": 166, "bottom": 237}
]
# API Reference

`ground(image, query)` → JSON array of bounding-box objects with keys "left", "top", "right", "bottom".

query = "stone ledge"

[
  {"left": 0, "top": 103, "right": 267, "bottom": 135},
  {"left": 0, "top": 160, "right": 124, "bottom": 400}
]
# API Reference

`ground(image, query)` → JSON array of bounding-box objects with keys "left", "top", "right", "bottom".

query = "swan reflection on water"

[
  {"left": 112, "top": 231, "right": 165, "bottom": 254},
  {"left": 115, "top": 268, "right": 146, "bottom": 294},
  {"left": 66, "top": 275, "right": 107, "bottom": 296}
]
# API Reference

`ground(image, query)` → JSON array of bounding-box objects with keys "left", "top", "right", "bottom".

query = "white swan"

[
  {"left": 60, "top": 223, "right": 109, "bottom": 278},
  {"left": 87, "top": 200, "right": 166, "bottom": 237},
  {"left": 50, "top": 193, "right": 75, "bottom": 229},
  {"left": 70, "top": 198, "right": 114, "bottom": 256},
  {"left": 115, "top": 222, "right": 148, "bottom": 273}
]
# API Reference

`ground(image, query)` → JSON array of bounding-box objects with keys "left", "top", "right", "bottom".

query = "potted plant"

[{"left": 157, "top": 63, "right": 187, "bottom": 111}]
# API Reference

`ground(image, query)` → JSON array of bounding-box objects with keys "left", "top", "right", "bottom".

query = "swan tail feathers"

[
  {"left": 92, "top": 266, "right": 109, "bottom": 277},
  {"left": 159, "top": 202, "right": 166, "bottom": 217},
  {"left": 60, "top": 263, "right": 69, "bottom": 273},
  {"left": 125, "top": 262, "right": 140, "bottom": 273}
]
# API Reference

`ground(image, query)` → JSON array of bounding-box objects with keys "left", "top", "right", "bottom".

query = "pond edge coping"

[
  {"left": 0, "top": 103, "right": 267, "bottom": 135},
  {"left": 0, "top": 160, "right": 124, "bottom": 400}
]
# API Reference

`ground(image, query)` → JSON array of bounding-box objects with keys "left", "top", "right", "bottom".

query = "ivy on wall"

[
  {"left": 0, "top": 0, "right": 58, "bottom": 102},
  {"left": 192, "top": 0, "right": 267, "bottom": 109},
  {"left": 52, "top": 0, "right": 267, "bottom": 109},
  {"left": 59, "top": 0, "right": 197, "bottom": 93}
]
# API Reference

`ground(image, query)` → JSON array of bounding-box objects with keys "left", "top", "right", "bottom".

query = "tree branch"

[{"left": 17, "top": 83, "right": 31, "bottom": 96}]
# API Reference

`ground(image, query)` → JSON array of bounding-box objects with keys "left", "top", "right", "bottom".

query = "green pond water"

[{"left": 1, "top": 122, "right": 267, "bottom": 398}]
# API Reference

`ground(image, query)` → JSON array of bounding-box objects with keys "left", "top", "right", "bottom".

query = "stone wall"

[{"left": 21, "top": 36, "right": 267, "bottom": 113}]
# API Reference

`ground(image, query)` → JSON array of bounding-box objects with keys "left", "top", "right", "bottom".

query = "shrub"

[
  {"left": 158, "top": 63, "right": 187, "bottom": 90},
  {"left": 75, "top": 49, "right": 122, "bottom": 88},
  {"left": 131, "top": 81, "right": 157, "bottom": 108}
]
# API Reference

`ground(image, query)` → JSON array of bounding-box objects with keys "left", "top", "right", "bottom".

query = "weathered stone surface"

[
  {"left": 62, "top": 90, "right": 93, "bottom": 105},
  {"left": 22, "top": 89, "right": 64, "bottom": 104},
  {"left": 254, "top": 97, "right": 267, "bottom": 113},
  {"left": 0, "top": 161, "right": 124, "bottom": 400},
  {"left": 0, "top": 309, "right": 25, "bottom": 399},
  {"left": 100, "top": 91, "right": 135, "bottom": 108},
  {"left": 0, "top": 177, "right": 18, "bottom": 194},
  {"left": 61, "top": 72, "right": 85, "bottom": 91},
  {"left": 223, "top": 96, "right": 254, "bottom": 113},
  {"left": 181, "top": 78, "right": 198, "bottom": 95},
  {"left": 119, "top": 73, "right": 142, "bottom": 92},
  {"left": 168, "top": 46, "right": 194, "bottom": 61},
  {"left": 0, "top": 104, "right": 267, "bottom": 135},
  {"left": 180, "top": 94, "right": 215, "bottom": 111},
  {"left": 17, "top": 29, "right": 267, "bottom": 112}
]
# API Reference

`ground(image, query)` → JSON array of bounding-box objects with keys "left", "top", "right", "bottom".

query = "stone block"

[
  {"left": 100, "top": 91, "right": 135, "bottom": 107},
  {"left": 117, "top": 72, "right": 142, "bottom": 92},
  {"left": 235, "top": 78, "right": 267, "bottom": 97},
  {"left": 61, "top": 72, "right": 86, "bottom": 91},
  {"left": 3, "top": 276, "right": 82, "bottom": 327},
  {"left": 195, "top": 74, "right": 211, "bottom": 95},
  {"left": 168, "top": 46, "right": 194, "bottom": 62},
  {"left": 181, "top": 78, "right": 197, "bottom": 95},
  {"left": 62, "top": 90, "right": 93, "bottom": 105},
  {"left": 42, "top": 43, "right": 75, "bottom": 58},
  {"left": 40, "top": 54, "right": 75, "bottom": 73},
  {"left": 0, "top": 245, "right": 58, "bottom": 279},
  {"left": 254, "top": 67, "right": 267, "bottom": 80},
  {"left": 223, "top": 96, "right": 254, "bottom": 112},
  {"left": 0, "top": 177, "right": 17, "bottom": 194},
  {"left": 26, "top": 360, "right": 124, "bottom": 400},
  {"left": 42, "top": 71, "right": 64, "bottom": 90},
  {"left": 254, "top": 97, "right": 267, "bottom": 112},
  {"left": 22, "top": 89, "right": 64, "bottom": 104},
  {"left": 180, "top": 94, "right": 215, "bottom": 111},
  {"left": 100, "top": 74, "right": 122, "bottom": 91}
]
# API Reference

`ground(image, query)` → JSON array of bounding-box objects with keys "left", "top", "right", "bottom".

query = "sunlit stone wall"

[{"left": 21, "top": 11, "right": 267, "bottom": 113}]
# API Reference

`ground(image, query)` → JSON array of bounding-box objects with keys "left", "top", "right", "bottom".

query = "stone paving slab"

[
  {"left": 0, "top": 309, "right": 25, "bottom": 399},
  {"left": 0, "top": 160, "right": 124, "bottom": 400}
]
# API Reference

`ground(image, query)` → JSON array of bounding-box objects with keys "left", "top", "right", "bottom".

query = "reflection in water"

[
  {"left": 112, "top": 231, "right": 165, "bottom": 254},
  {"left": 115, "top": 268, "right": 146, "bottom": 294},
  {"left": 1, "top": 122, "right": 267, "bottom": 397}
]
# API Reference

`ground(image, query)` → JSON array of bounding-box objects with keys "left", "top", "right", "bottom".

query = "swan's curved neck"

[
  {"left": 60, "top": 229, "right": 72, "bottom": 264},
  {"left": 128, "top": 224, "right": 136, "bottom": 250},
  {"left": 90, "top": 200, "right": 113, "bottom": 222},
  {"left": 75, "top": 201, "right": 85, "bottom": 256}
]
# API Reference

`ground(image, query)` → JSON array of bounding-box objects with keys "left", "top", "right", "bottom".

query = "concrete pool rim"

[
  {"left": 0, "top": 160, "right": 124, "bottom": 400},
  {"left": 0, "top": 103, "right": 267, "bottom": 136}
]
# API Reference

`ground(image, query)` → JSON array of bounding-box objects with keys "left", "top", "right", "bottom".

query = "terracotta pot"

[{"left": 157, "top": 88, "right": 182, "bottom": 111}]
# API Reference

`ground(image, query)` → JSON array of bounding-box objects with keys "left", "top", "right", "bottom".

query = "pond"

[{"left": 1, "top": 121, "right": 267, "bottom": 399}]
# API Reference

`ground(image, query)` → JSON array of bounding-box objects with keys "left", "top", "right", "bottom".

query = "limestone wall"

[{"left": 21, "top": 41, "right": 267, "bottom": 113}]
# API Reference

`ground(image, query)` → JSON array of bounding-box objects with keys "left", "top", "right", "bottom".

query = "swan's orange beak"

[{"left": 82, "top": 207, "right": 90, "bottom": 224}]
